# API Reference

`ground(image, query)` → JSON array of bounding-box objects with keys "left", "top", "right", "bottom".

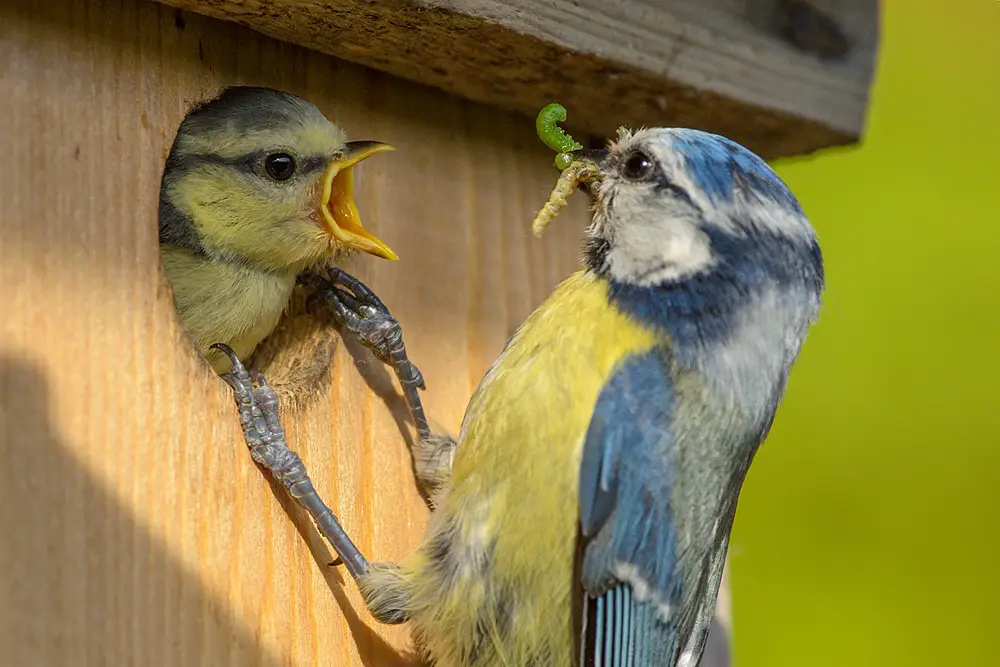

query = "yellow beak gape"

[{"left": 320, "top": 140, "right": 398, "bottom": 261}]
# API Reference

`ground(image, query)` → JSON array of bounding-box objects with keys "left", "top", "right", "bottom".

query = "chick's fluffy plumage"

[{"left": 158, "top": 87, "right": 363, "bottom": 373}]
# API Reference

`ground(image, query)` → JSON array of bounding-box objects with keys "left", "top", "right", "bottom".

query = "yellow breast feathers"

[
  {"left": 161, "top": 246, "right": 297, "bottom": 373},
  {"left": 404, "top": 269, "right": 661, "bottom": 667}
]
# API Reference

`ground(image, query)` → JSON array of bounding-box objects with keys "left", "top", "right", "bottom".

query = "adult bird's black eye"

[
  {"left": 264, "top": 153, "right": 296, "bottom": 181},
  {"left": 622, "top": 152, "right": 654, "bottom": 180}
]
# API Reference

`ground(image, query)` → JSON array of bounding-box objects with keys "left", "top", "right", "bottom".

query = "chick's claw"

[
  {"left": 212, "top": 344, "right": 286, "bottom": 469},
  {"left": 210, "top": 342, "right": 370, "bottom": 579},
  {"left": 305, "top": 268, "right": 431, "bottom": 439},
  {"left": 320, "top": 269, "right": 424, "bottom": 382}
]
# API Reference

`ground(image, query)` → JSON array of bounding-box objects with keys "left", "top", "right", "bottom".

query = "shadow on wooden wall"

[
  {"left": 0, "top": 352, "right": 281, "bottom": 665},
  {"left": 0, "top": 0, "right": 590, "bottom": 664}
]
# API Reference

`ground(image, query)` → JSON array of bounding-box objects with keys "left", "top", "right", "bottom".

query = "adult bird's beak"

[
  {"left": 319, "top": 140, "right": 398, "bottom": 260},
  {"left": 568, "top": 148, "right": 610, "bottom": 166},
  {"left": 530, "top": 148, "right": 609, "bottom": 238},
  {"left": 568, "top": 148, "right": 609, "bottom": 196}
]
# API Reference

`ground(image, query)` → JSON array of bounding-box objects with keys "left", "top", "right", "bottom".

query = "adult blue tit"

[
  {"left": 158, "top": 86, "right": 426, "bottom": 382},
  {"left": 214, "top": 124, "right": 824, "bottom": 667}
]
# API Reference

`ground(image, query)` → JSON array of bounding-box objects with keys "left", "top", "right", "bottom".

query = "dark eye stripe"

[
  {"left": 610, "top": 148, "right": 700, "bottom": 214},
  {"left": 653, "top": 172, "right": 701, "bottom": 214},
  {"left": 296, "top": 156, "right": 327, "bottom": 175},
  {"left": 179, "top": 152, "right": 328, "bottom": 178}
]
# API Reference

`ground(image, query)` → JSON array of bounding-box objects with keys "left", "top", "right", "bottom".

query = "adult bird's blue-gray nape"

[{"left": 212, "top": 122, "right": 824, "bottom": 667}]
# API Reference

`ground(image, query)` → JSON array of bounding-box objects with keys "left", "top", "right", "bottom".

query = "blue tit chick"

[
  {"left": 216, "top": 124, "right": 824, "bottom": 667},
  {"left": 158, "top": 86, "right": 399, "bottom": 375}
]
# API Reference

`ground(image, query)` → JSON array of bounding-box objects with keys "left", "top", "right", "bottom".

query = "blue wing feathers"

[
  {"left": 623, "top": 588, "right": 634, "bottom": 666},
  {"left": 579, "top": 350, "right": 676, "bottom": 541},
  {"left": 615, "top": 587, "right": 624, "bottom": 666},
  {"left": 578, "top": 412, "right": 618, "bottom": 536},
  {"left": 593, "top": 596, "right": 604, "bottom": 666},
  {"left": 579, "top": 349, "right": 678, "bottom": 594},
  {"left": 578, "top": 348, "right": 684, "bottom": 665},
  {"left": 584, "top": 585, "right": 679, "bottom": 667}
]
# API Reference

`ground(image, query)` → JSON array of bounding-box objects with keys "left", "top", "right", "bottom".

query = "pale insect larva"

[
  {"left": 530, "top": 159, "right": 602, "bottom": 238},
  {"left": 532, "top": 103, "right": 603, "bottom": 237}
]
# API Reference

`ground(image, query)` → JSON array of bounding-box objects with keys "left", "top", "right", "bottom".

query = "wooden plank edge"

[{"left": 151, "top": 0, "right": 863, "bottom": 160}]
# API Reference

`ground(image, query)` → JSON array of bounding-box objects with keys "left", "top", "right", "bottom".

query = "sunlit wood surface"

[{"left": 0, "top": 0, "right": 729, "bottom": 665}]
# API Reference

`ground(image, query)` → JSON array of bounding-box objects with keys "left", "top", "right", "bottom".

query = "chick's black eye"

[
  {"left": 264, "top": 153, "right": 296, "bottom": 181},
  {"left": 622, "top": 152, "right": 654, "bottom": 180}
]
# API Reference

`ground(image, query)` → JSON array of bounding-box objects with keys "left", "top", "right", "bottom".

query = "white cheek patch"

[{"left": 605, "top": 209, "right": 715, "bottom": 285}]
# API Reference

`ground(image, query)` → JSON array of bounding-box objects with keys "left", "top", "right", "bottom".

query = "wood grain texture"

[
  {"left": 149, "top": 0, "right": 878, "bottom": 161},
  {"left": 0, "top": 0, "right": 730, "bottom": 664}
]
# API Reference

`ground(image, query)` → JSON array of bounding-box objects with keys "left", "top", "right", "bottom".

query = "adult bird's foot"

[
  {"left": 302, "top": 268, "right": 431, "bottom": 440},
  {"left": 211, "top": 342, "right": 370, "bottom": 579}
]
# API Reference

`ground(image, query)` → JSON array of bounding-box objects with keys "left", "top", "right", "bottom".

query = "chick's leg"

[
  {"left": 213, "top": 343, "right": 415, "bottom": 624},
  {"left": 303, "top": 268, "right": 457, "bottom": 492},
  {"left": 213, "top": 344, "right": 369, "bottom": 578}
]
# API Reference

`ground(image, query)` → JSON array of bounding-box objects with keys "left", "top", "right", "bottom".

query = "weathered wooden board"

[
  {"left": 0, "top": 0, "right": 731, "bottom": 664},
  {"left": 148, "top": 0, "right": 879, "bottom": 160}
]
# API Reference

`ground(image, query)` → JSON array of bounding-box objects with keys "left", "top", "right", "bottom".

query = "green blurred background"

[{"left": 731, "top": 0, "right": 1000, "bottom": 664}]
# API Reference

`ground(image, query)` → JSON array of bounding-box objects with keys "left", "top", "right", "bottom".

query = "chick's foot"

[
  {"left": 211, "top": 343, "right": 370, "bottom": 578},
  {"left": 302, "top": 268, "right": 430, "bottom": 439}
]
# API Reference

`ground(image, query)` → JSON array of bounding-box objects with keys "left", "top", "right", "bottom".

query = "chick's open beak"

[{"left": 320, "top": 140, "right": 398, "bottom": 260}]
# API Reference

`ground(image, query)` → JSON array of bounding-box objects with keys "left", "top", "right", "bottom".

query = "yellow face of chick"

[{"left": 160, "top": 87, "right": 396, "bottom": 274}]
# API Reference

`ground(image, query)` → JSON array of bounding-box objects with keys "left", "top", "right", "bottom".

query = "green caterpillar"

[{"left": 536, "top": 103, "right": 583, "bottom": 171}]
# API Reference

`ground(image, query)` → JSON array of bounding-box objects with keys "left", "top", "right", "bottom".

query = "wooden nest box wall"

[{"left": 0, "top": 0, "right": 877, "bottom": 664}]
